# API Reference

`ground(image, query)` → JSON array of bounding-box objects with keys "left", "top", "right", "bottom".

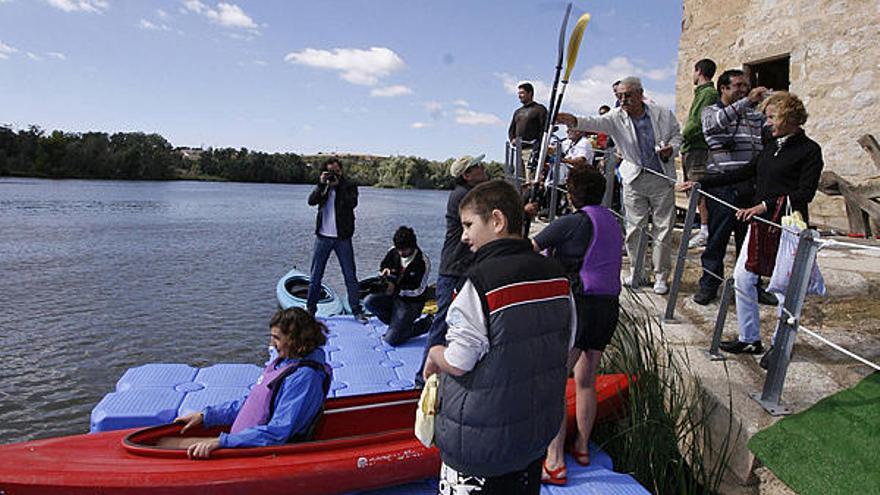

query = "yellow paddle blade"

[{"left": 563, "top": 12, "right": 591, "bottom": 81}]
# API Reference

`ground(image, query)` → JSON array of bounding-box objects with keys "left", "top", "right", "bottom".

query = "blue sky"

[{"left": 0, "top": 0, "right": 683, "bottom": 161}]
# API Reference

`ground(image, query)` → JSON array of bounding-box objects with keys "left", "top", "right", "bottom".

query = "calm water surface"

[{"left": 0, "top": 178, "right": 448, "bottom": 444}]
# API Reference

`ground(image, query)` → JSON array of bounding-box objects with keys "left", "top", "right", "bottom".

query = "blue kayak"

[{"left": 275, "top": 267, "right": 346, "bottom": 317}]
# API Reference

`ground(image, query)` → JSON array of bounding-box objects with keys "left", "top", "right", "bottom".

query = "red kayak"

[{"left": 0, "top": 374, "right": 630, "bottom": 495}]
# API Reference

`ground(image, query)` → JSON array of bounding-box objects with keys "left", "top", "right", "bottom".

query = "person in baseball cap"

[
  {"left": 449, "top": 153, "right": 486, "bottom": 178},
  {"left": 413, "top": 153, "right": 488, "bottom": 387}
]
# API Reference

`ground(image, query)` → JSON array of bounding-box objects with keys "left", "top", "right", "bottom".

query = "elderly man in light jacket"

[{"left": 558, "top": 76, "right": 682, "bottom": 294}]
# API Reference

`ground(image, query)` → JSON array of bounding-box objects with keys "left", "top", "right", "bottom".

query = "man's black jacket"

[{"left": 308, "top": 178, "right": 358, "bottom": 240}]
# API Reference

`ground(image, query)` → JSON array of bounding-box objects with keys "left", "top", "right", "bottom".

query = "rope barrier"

[
  {"left": 817, "top": 238, "right": 880, "bottom": 253},
  {"left": 797, "top": 324, "right": 880, "bottom": 372},
  {"left": 510, "top": 141, "right": 880, "bottom": 372}
]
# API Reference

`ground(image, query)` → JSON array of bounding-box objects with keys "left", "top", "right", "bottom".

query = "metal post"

[
  {"left": 664, "top": 182, "right": 701, "bottom": 322},
  {"left": 514, "top": 137, "right": 523, "bottom": 195},
  {"left": 706, "top": 277, "right": 734, "bottom": 361},
  {"left": 548, "top": 145, "right": 562, "bottom": 222},
  {"left": 630, "top": 228, "right": 649, "bottom": 288},
  {"left": 750, "top": 229, "right": 820, "bottom": 416},
  {"left": 602, "top": 148, "right": 618, "bottom": 208}
]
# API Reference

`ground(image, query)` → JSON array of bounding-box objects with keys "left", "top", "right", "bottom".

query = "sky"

[{"left": 0, "top": 0, "right": 684, "bottom": 162}]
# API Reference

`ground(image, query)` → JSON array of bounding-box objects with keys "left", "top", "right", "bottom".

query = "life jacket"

[
  {"left": 230, "top": 357, "right": 332, "bottom": 435},
  {"left": 575, "top": 205, "right": 623, "bottom": 296}
]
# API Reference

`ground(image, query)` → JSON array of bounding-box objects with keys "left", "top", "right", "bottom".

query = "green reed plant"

[{"left": 593, "top": 289, "right": 739, "bottom": 494}]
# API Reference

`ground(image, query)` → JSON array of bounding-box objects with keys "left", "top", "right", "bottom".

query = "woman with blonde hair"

[{"left": 680, "top": 91, "right": 823, "bottom": 360}]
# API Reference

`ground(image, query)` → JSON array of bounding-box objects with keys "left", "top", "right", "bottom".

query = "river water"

[{"left": 0, "top": 178, "right": 448, "bottom": 444}]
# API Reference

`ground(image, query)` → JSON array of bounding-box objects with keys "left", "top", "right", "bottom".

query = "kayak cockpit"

[
  {"left": 123, "top": 389, "right": 422, "bottom": 459},
  {"left": 284, "top": 276, "right": 332, "bottom": 302}
]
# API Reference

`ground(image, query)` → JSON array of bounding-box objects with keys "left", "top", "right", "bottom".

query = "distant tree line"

[{"left": 0, "top": 126, "right": 504, "bottom": 189}]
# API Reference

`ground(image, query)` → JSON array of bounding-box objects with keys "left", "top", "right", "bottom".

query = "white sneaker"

[
  {"left": 688, "top": 231, "right": 707, "bottom": 249},
  {"left": 653, "top": 279, "right": 669, "bottom": 295}
]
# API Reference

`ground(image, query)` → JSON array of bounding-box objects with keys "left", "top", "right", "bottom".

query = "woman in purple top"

[
  {"left": 532, "top": 165, "right": 623, "bottom": 485},
  {"left": 158, "top": 308, "right": 331, "bottom": 459}
]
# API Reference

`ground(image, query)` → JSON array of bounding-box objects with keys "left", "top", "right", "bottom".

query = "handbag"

[
  {"left": 768, "top": 210, "right": 826, "bottom": 296},
  {"left": 745, "top": 196, "right": 786, "bottom": 276},
  {"left": 414, "top": 373, "right": 439, "bottom": 447}
]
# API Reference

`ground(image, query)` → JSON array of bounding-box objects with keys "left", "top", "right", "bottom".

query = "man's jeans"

[
  {"left": 414, "top": 274, "right": 458, "bottom": 384},
  {"left": 307, "top": 235, "right": 362, "bottom": 316},
  {"left": 364, "top": 293, "right": 425, "bottom": 346},
  {"left": 699, "top": 185, "right": 748, "bottom": 293},
  {"left": 733, "top": 227, "right": 786, "bottom": 343}
]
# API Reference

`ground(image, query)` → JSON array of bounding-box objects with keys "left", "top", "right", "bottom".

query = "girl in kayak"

[{"left": 159, "top": 307, "right": 332, "bottom": 459}]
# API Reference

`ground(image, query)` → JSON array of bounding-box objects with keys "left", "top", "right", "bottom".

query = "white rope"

[
  {"left": 797, "top": 324, "right": 880, "bottom": 371},
  {"left": 817, "top": 238, "right": 880, "bottom": 253}
]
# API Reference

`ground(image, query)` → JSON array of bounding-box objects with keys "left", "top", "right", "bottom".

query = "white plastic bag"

[
  {"left": 768, "top": 210, "right": 825, "bottom": 296},
  {"left": 414, "top": 373, "right": 438, "bottom": 447}
]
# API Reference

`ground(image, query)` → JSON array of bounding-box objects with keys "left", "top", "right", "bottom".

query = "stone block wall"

[{"left": 675, "top": 0, "right": 880, "bottom": 229}]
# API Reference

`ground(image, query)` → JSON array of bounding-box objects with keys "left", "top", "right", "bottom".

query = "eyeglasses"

[{"left": 614, "top": 91, "right": 638, "bottom": 100}]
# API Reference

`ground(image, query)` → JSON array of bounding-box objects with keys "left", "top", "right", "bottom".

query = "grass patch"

[
  {"left": 594, "top": 289, "right": 738, "bottom": 494},
  {"left": 748, "top": 372, "right": 880, "bottom": 495}
]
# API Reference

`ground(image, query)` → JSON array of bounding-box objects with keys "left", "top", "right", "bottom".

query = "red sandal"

[
  {"left": 541, "top": 461, "right": 567, "bottom": 485},
  {"left": 571, "top": 448, "right": 590, "bottom": 466}
]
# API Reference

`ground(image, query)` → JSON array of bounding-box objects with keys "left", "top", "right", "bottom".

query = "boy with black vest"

[{"left": 423, "top": 179, "right": 576, "bottom": 495}]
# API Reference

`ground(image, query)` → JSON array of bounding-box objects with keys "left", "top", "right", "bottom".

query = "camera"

[
  {"left": 324, "top": 171, "right": 338, "bottom": 183},
  {"left": 719, "top": 137, "right": 737, "bottom": 151}
]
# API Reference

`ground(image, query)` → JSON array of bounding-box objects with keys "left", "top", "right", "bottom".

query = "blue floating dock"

[
  {"left": 91, "top": 316, "right": 424, "bottom": 432},
  {"left": 89, "top": 315, "right": 649, "bottom": 494},
  {"left": 350, "top": 447, "right": 650, "bottom": 495}
]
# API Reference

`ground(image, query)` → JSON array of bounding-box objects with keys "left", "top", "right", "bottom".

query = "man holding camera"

[
  {"left": 692, "top": 69, "right": 769, "bottom": 305},
  {"left": 306, "top": 158, "right": 367, "bottom": 323},
  {"left": 363, "top": 226, "right": 432, "bottom": 346}
]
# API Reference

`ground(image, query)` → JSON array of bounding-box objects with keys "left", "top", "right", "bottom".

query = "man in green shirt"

[{"left": 680, "top": 58, "right": 718, "bottom": 248}]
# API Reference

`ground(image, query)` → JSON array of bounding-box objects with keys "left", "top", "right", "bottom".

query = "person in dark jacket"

[
  {"left": 679, "top": 91, "right": 823, "bottom": 358},
  {"left": 364, "top": 226, "right": 432, "bottom": 346},
  {"left": 424, "top": 179, "right": 575, "bottom": 495},
  {"left": 306, "top": 158, "right": 367, "bottom": 323},
  {"left": 414, "top": 154, "right": 488, "bottom": 385}
]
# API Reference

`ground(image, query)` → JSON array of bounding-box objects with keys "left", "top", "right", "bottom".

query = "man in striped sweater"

[{"left": 693, "top": 69, "right": 769, "bottom": 305}]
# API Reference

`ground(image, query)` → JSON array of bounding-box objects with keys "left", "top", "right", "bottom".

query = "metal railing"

[{"left": 505, "top": 136, "right": 880, "bottom": 416}]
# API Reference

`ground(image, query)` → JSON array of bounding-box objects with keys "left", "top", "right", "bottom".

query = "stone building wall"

[{"left": 675, "top": 0, "right": 880, "bottom": 229}]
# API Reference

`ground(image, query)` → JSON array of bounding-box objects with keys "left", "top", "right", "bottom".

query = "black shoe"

[
  {"left": 757, "top": 287, "right": 778, "bottom": 306},
  {"left": 412, "top": 315, "right": 434, "bottom": 337},
  {"left": 692, "top": 288, "right": 718, "bottom": 306},
  {"left": 759, "top": 345, "right": 775, "bottom": 370},
  {"left": 719, "top": 340, "right": 763, "bottom": 355}
]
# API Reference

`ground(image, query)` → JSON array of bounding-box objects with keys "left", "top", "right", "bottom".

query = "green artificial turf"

[{"left": 748, "top": 372, "right": 880, "bottom": 494}]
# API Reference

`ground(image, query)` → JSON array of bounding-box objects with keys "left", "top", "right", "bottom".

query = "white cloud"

[
  {"left": 0, "top": 40, "right": 18, "bottom": 60},
  {"left": 497, "top": 56, "right": 676, "bottom": 116},
  {"left": 370, "top": 85, "right": 412, "bottom": 97},
  {"left": 138, "top": 18, "right": 171, "bottom": 31},
  {"left": 411, "top": 122, "right": 430, "bottom": 129},
  {"left": 453, "top": 99, "right": 469, "bottom": 107},
  {"left": 284, "top": 46, "right": 404, "bottom": 86},
  {"left": 157, "top": 8, "right": 169, "bottom": 18},
  {"left": 183, "top": 1, "right": 257, "bottom": 30},
  {"left": 454, "top": 108, "right": 502, "bottom": 126},
  {"left": 26, "top": 52, "right": 42, "bottom": 61},
  {"left": 253, "top": 59, "right": 268, "bottom": 66},
  {"left": 46, "top": 0, "right": 108, "bottom": 13},
  {"left": 47, "top": 51, "right": 66, "bottom": 60}
]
